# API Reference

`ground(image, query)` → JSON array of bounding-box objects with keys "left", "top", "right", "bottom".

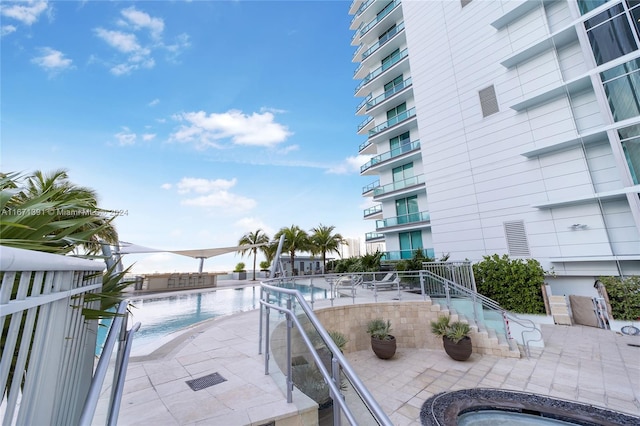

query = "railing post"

[
  {"left": 419, "top": 271, "right": 426, "bottom": 301},
  {"left": 331, "top": 357, "right": 342, "bottom": 426},
  {"left": 259, "top": 286, "right": 264, "bottom": 355},
  {"left": 286, "top": 297, "right": 293, "bottom": 403},
  {"left": 264, "top": 297, "right": 271, "bottom": 376}
]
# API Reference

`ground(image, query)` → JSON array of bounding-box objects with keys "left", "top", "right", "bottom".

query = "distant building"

[{"left": 350, "top": 0, "right": 640, "bottom": 292}]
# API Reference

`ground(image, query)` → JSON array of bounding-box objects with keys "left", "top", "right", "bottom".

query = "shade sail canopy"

[{"left": 117, "top": 241, "right": 265, "bottom": 259}]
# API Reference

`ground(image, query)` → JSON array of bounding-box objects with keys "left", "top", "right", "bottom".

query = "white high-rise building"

[{"left": 350, "top": 0, "right": 640, "bottom": 292}]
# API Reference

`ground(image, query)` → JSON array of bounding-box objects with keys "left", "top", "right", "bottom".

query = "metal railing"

[
  {"left": 360, "top": 139, "right": 420, "bottom": 173},
  {"left": 372, "top": 174, "right": 424, "bottom": 196},
  {"left": 368, "top": 107, "right": 416, "bottom": 136},
  {"left": 376, "top": 211, "right": 430, "bottom": 229},
  {"left": 1, "top": 246, "right": 103, "bottom": 425},
  {"left": 259, "top": 282, "right": 392, "bottom": 426},
  {"left": 0, "top": 246, "right": 139, "bottom": 425}
]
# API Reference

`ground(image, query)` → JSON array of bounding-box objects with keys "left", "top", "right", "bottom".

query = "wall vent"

[
  {"left": 504, "top": 220, "right": 531, "bottom": 257},
  {"left": 479, "top": 85, "right": 499, "bottom": 117}
]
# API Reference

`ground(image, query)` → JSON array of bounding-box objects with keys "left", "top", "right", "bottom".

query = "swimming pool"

[{"left": 104, "top": 284, "right": 328, "bottom": 355}]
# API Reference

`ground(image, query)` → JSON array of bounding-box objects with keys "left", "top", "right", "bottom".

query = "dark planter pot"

[
  {"left": 442, "top": 336, "right": 472, "bottom": 361},
  {"left": 371, "top": 335, "right": 396, "bottom": 359}
]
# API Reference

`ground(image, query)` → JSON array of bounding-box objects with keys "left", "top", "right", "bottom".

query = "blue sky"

[{"left": 1, "top": 0, "right": 374, "bottom": 273}]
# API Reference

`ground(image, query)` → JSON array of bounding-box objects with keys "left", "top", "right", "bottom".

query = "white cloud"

[
  {"left": 94, "top": 28, "right": 141, "bottom": 53},
  {"left": 176, "top": 177, "right": 236, "bottom": 194},
  {"left": 148, "top": 98, "right": 160, "bottom": 106},
  {"left": 120, "top": 7, "right": 164, "bottom": 39},
  {"left": 1, "top": 25, "right": 17, "bottom": 36},
  {"left": 160, "top": 183, "right": 172, "bottom": 190},
  {"left": 234, "top": 217, "right": 274, "bottom": 236},
  {"left": 326, "top": 154, "right": 372, "bottom": 175},
  {"left": 31, "top": 47, "right": 73, "bottom": 74},
  {"left": 114, "top": 128, "right": 136, "bottom": 146},
  {"left": 166, "top": 177, "right": 257, "bottom": 213},
  {"left": 276, "top": 145, "right": 299, "bottom": 155},
  {"left": 170, "top": 109, "right": 292, "bottom": 148},
  {"left": 142, "top": 133, "right": 156, "bottom": 142},
  {"left": 1, "top": 1, "right": 48, "bottom": 26}
]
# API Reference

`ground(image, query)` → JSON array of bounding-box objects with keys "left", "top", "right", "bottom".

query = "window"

[
  {"left": 619, "top": 124, "right": 640, "bottom": 184},
  {"left": 578, "top": 0, "right": 611, "bottom": 15},
  {"left": 392, "top": 163, "right": 413, "bottom": 182},
  {"left": 377, "top": 1, "right": 395, "bottom": 19},
  {"left": 600, "top": 58, "right": 640, "bottom": 121},
  {"left": 585, "top": 3, "right": 638, "bottom": 65},
  {"left": 386, "top": 102, "right": 407, "bottom": 120},
  {"left": 381, "top": 48, "right": 401, "bottom": 72},
  {"left": 396, "top": 195, "right": 419, "bottom": 224},
  {"left": 384, "top": 75, "right": 404, "bottom": 92},
  {"left": 389, "top": 131, "right": 411, "bottom": 154},
  {"left": 629, "top": 0, "right": 640, "bottom": 35},
  {"left": 479, "top": 85, "right": 499, "bottom": 117},
  {"left": 399, "top": 231, "right": 423, "bottom": 259}
]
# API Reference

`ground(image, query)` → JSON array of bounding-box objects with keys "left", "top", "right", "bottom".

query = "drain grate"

[{"left": 185, "top": 372, "right": 227, "bottom": 391}]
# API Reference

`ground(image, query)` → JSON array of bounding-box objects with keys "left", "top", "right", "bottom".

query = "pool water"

[
  {"left": 458, "top": 410, "right": 577, "bottom": 425},
  {"left": 98, "top": 284, "right": 327, "bottom": 355}
]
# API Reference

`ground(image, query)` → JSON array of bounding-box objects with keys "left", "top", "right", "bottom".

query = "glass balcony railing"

[
  {"left": 376, "top": 211, "right": 430, "bottom": 229},
  {"left": 359, "top": 139, "right": 372, "bottom": 152},
  {"left": 350, "top": 0, "right": 375, "bottom": 26},
  {"left": 361, "top": 22, "right": 405, "bottom": 61},
  {"left": 355, "top": 48, "right": 409, "bottom": 93},
  {"left": 360, "top": 0, "right": 401, "bottom": 37},
  {"left": 368, "top": 107, "right": 416, "bottom": 136},
  {"left": 367, "top": 77, "right": 411, "bottom": 110},
  {"left": 357, "top": 115, "right": 374, "bottom": 132},
  {"left": 360, "top": 139, "right": 420, "bottom": 173},
  {"left": 373, "top": 174, "right": 424, "bottom": 196},
  {"left": 382, "top": 248, "right": 435, "bottom": 260},
  {"left": 365, "top": 232, "right": 385, "bottom": 241},
  {"left": 363, "top": 204, "right": 382, "bottom": 217},
  {"left": 362, "top": 180, "right": 380, "bottom": 194},
  {"left": 356, "top": 94, "right": 372, "bottom": 112}
]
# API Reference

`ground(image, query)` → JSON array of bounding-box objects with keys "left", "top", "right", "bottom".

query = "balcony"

[
  {"left": 376, "top": 211, "right": 430, "bottom": 230},
  {"left": 357, "top": 115, "right": 375, "bottom": 133},
  {"left": 382, "top": 248, "right": 435, "bottom": 260},
  {"left": 358, "top": 139, "right": 375, "bottom": 154},
  {"left": 356, "top": 94, "right": 372, "bottom": 114},
  {"left": 373, "top": 174, "right": 424, "bottom": 197},
  {"left": 359, "top": 0, "right": 401, "bottom": 38},
  {"left": 363, "top": 204, "right": 382, "bottom": 218},
  {"left": 355, "top": 48, "right": 409, "bottom": 95},
  {"left": 349, "top": 0, "right": 375, "bottom": 29},
  {"left": 358, "top": 22, "right": 405, "bottom": 63},
  {"left": 362, "top": 180, "right": 380, "bottom": 195},
  {"left": 367, "top": 77, "right": 412, "bottom": 111},
  {"left": 360, "top": 139, "right": 420, "bottom": 174},
  {"left": 365, "top": 232, "right": 385, "bottom": 241},
  {"left": 369, "top": 107, "right": 416, "bottom": 136}
]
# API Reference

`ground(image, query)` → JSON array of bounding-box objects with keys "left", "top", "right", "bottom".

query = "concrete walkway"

[{"left": 111, "top": 286, "right": 640, "bottom": 425}]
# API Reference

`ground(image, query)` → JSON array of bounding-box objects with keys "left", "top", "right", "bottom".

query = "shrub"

[
  {"left": 366, "top": 318, "right": 392, "bottom": 340},
  {"left": 598, "top": 276, "right": 640, "bottom": 321},
  {"left": 472, "top": 254, "right": 545, "bottom": 314},
  {"left": 234, "top": 262, "right": 246, "bottom": 272}
]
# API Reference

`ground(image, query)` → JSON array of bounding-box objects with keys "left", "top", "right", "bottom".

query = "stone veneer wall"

[{"left": 313, "top": 300, "right": 519, "bottom": 358}]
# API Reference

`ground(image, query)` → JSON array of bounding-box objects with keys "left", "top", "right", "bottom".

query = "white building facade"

[{"left": 350, "top": 0, "right": 640, "bottom": 293}]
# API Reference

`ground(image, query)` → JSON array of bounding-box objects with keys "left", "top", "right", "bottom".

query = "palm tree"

[
  {"left": 1, "top": 169, "right": 119, "bottom": 254},
  {"left": 238, "top": 229, "right": 270, "bottom": 281},
  {"left": 310, "top": 224, "right": 345, "bottom": 274},
  {"left": 274, "top": 225, "right": 311, "bottom": 276}
]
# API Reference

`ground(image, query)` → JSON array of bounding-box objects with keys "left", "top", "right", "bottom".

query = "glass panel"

[
  {"left": 381, "top": 48, "right": 400, "bottom": 71},
  {"left": 585, "top": 3, "right": 624, "bottom": 28},
  {"left": 398, "top": 232, "right": 412, "bottom": 258},
  {"left": 407, "top": 195, "right": 419, "bottom": 214},
  {"left": 602, "top": 60, "right": 640, "bottom": 121},
  {"left": 586, "top": 9, "right": 637, "bottom": 65},
  {"left": 579, "top": 0, "right": 611, "bottom": 15},
  {"left": 396, "top": 198, "right": 408, "bottom": 217},
  {"left": 384, "top": 74, "right": 403, "bottom": 91},
  {"left": 630, "top": 1, "right": 640, "bottom": 35},
  {"left": 619, "top": 124, "right": 640, "bottom": 184}
]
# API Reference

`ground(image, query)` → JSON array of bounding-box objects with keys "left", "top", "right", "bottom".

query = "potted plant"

[
  {"left": 366, "top": 318, "right": 396, "bottom": 359},
  {"left": 233, "top": 262, "right": 247, "bottom": 280},
  {"left": 430, "top": 316, "right": 472, "bottom": 361}
]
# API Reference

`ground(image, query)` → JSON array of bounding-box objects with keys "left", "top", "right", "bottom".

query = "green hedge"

[
  {"left": 472, "top": 254, "right": 546, "bottom": 314},
  {"left": 598, "top": 276, "right": 640, "bottom": 321}
]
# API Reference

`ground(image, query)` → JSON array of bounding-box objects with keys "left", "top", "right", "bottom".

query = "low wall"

[{"left": 142, "top": 272, "right": 218, "bottom": 291}]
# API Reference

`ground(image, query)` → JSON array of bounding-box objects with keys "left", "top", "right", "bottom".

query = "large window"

[
  {"left": 399, "top": 231, "right": 423, "bottom": 259},
  {"left": 396, "top": 195, "right": 419, "bottom": 224},
  {"left": 386, "top": 102, "right": 407, "bottom": 120},
  {"left": 381, "top": 48, "right": 401, "bottom": 72},
  {"left": 585, "top": 3, "right": 638, "bottom": 65},
  {"left": 392, "top": 163, "right": 413, "bottom": 182},
  {"left": 619, "top": 124, "right": 640, "bottom": 184},
  {"left": 600, "top": 58, "right": 640, "bottom": 121},
  {"left": 384, "top": 75, "right": 404, "bottom": 92},
  {"left": 389, "top": 131, "right": 411, "bottom": 154},
  {"left": 578, "top": 0, "right": 611, "bottom": 15}
]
